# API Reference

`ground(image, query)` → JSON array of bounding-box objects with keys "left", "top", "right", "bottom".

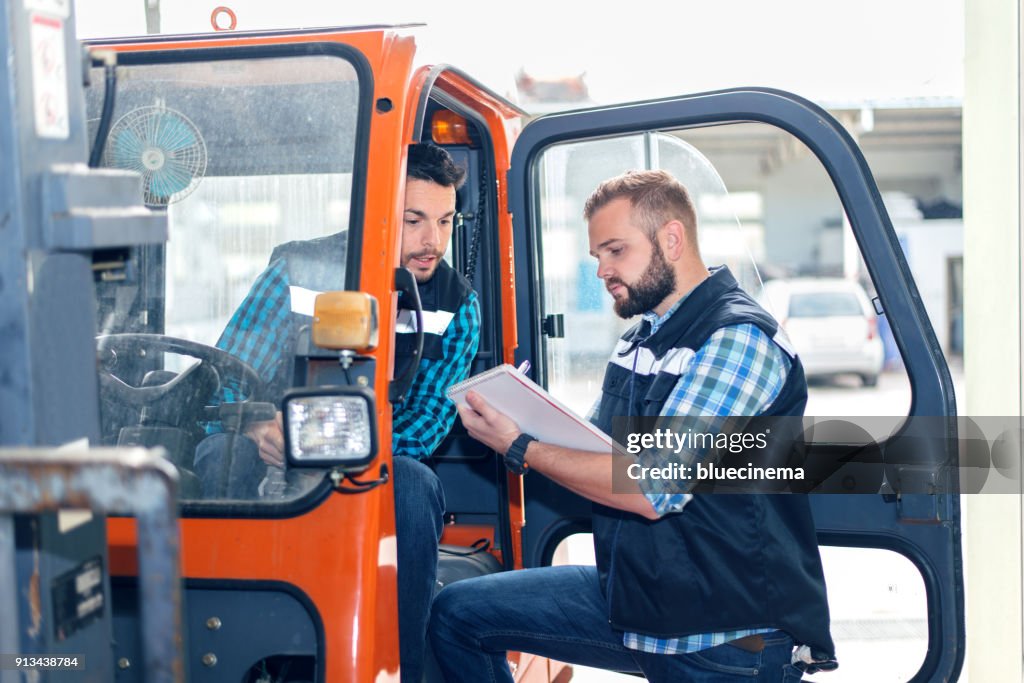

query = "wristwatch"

[{"left": 504, "top": 433, "right": 537, "bottom": 475}]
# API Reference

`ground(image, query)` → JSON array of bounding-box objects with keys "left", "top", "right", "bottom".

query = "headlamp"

[{"left": 282, "top": 387, "right": 377, "bottom": 471}]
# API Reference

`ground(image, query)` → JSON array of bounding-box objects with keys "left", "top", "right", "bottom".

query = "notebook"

[{"left": 446, "top": 364, "right": 613, "bottom": 452}]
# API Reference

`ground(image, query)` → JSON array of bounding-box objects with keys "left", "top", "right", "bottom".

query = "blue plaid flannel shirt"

[
  {"left": 589, "top": 295, "right": 791, "bottom": 654},
  {"left": 217, "top": 258, "right": 480, "bottom": 460}
]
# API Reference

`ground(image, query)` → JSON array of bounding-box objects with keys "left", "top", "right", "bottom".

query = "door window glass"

[{"left": 534, "top": 127, "right": 928, "bottom": 427}]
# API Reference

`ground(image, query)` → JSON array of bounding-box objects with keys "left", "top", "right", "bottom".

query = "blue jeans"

[
  {"left": 193, "top": 432, "right": 265, "bottom": 498},
  {"left": 194, "top": 436, "right": 445, "bottom": 683},
  {"left": 429, "top": 565, "right": 802, "bottom": 682},
  {"left": 392, "top": 457, "right": 446, "bottom": 683}
]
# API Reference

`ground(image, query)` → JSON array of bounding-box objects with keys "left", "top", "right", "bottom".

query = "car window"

[{"left": 790, "top": 292, "right": 864, "bottom": 317}]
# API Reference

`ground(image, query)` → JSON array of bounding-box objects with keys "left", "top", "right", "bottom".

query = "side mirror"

[{"left": 312, "top": 291, "right": 379, "bottom": 353}]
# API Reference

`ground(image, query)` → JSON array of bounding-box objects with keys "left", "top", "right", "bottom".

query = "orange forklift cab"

[{"left": 91, "top": 25, "right": 532, "bottom": 683}]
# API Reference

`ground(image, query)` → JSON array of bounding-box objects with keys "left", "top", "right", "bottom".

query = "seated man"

[{"left": 195, "top": 142, "right": 480, "bottom": 683}]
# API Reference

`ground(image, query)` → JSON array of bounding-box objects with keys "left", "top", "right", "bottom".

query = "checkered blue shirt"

[
  {"left": 589, "top": 295, "right": 791, "bottom": 654},
  {"left": 216, "top": 258, "right": 480, "bottom": 460}
]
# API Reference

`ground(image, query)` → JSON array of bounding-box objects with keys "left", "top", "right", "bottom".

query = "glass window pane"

[
  {"left": 534, "top": 124, "right": 935, "bottom": 439},
  {"left": 537, "top": 133, "right": 762, "bottom": 416},
  {"left": 88, "top": 53, "right": 362, "bottom": 506},
  {"left": 538, "top": 136, "right": 645, "bottom": 415},
  {"left": 675, "top": 122, "right": 925, "bottom": 418}
]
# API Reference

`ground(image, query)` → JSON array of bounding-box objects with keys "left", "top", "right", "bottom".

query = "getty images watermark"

[{"left": 607, "top": 416, "right": 1022, "bottom": 495}]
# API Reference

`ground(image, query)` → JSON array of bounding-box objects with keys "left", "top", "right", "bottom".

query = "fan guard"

[{"left": 103, "top": 105, "right": 208, "bottom": 207}]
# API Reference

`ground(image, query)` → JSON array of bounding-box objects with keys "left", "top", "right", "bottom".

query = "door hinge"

[{"left": 896, "top": 468, "right": 950, "bottom": 523}]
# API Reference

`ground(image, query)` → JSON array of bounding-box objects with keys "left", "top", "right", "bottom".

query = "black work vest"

[
  {"left": 394, "top": 259, "right": 473, "bottom": 381},
  {"left": 592, "top": 266, "right": 834, "bottom": 656}
]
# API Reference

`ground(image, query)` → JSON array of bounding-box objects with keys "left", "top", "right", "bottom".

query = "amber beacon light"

[{"left": 431, "top": 110, "right": 472, "bottom": 145}]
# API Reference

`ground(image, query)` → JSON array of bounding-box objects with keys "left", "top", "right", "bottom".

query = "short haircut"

[
  {"left": 583, "top": 170, "right": 698, "bottom": 245},
  {"left": 407, "top": 142, "right": 467, "bottom": 189}
]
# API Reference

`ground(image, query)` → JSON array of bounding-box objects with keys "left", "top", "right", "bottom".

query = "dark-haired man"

[
  {"left": 430, "top": 169, "right": 833, "bottom": 682},
  {"left": 196, "top": 142, "right": 480, "bottom": 682}
]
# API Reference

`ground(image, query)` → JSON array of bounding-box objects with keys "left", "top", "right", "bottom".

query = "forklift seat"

[
  {"left": 436, "top": 543, "right": 503, "bottom": 588},
  {"left": 424, "top": 544, "right": 503, "bottom": 682}
]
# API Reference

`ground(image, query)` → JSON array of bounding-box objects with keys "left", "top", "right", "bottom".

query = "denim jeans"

[
  {"left": 392, "top": 456, "right": 446, "bottom": 683},
  {"left": 429, "top": 565, "right": 803, "bottom": 682},
  {"left": 192, "top": 432, "right": 258, "bottom": 497},
  {"left": 194, "top": 436, "right": 445, "bottom": 683}
]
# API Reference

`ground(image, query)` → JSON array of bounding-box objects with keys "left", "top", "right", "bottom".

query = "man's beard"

[
  {"left": 403, "top": 249, "right": 443, "bottom": 283},
  {"left": 607, "top": 243, "right": 677, "bottom": 319}
]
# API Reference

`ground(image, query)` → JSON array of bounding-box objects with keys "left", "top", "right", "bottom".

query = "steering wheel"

[
  {"left": 96, "top": 334, "right": 272, "bottom": 499},
  {"left": 96, "top": 333, "right": 265, "bottom": 426}
]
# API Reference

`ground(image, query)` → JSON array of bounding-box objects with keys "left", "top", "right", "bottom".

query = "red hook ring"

[{"left": 211, "top": 6, "right": 237, "bottom": 31}]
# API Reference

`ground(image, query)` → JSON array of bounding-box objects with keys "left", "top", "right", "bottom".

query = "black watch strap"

[{"left": 505, "top": 433, "right": 537, "bottom": 475}]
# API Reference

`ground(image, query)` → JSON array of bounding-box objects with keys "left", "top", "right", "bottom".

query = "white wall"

[
  {"left": 893, "top": 219, "right": 963, "bottom": 355},
  {"left": 756, "top": 151, "right": 962, "bottom": 276},
  {"left": 866, "top": 148, "right": 964, "bottom": 204},
  {"left": 963, "top": 0, "right": 1022, "bottom": 681},
  {"left": 74, "top": 0, "right": 145, "bottom": 37}
]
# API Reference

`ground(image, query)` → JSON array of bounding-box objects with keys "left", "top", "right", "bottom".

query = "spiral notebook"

[{"left": 446, "top": 364, "right": 613, "bottom": 452}]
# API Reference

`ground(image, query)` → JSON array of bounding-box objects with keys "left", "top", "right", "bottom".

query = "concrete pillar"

[{"left": 963, "top": 0, "right": 1022, "bottom": 680}]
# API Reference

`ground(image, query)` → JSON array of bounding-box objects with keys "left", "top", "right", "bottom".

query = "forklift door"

[{"left": 508, "top": 89, "right": 962, "bottom": 683}]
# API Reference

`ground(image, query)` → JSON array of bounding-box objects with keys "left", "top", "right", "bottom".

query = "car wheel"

[{"left": 860, "top": 373, "right": 879, "bottom": 388}]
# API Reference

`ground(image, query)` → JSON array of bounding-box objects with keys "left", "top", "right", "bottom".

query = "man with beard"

[
  {"left": 195, "top": 142, "right": 480, "bottom": 683},
  {"left": 429, "top": 170, "right": 834, "bottom": 682}
]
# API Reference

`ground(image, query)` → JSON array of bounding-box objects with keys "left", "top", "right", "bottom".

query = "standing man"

[
  {"left": 196, "top": 142, "right": 480, "bottom": 683},
  {"left": 429, "top": 170, "right": 833, "bottom": 682}
]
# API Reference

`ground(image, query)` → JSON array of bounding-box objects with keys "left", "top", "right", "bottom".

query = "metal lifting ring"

[{"left": 210, "top": 6, "right": 237, "bottom": 31}]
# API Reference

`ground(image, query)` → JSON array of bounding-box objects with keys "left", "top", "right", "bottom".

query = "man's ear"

[{"left": 660, "top": 220, "right": 687, "bottom": 261}]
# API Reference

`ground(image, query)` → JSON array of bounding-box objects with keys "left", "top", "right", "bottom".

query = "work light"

[{"left": 282, "top": 387, "right": 377, "bottom": 470}]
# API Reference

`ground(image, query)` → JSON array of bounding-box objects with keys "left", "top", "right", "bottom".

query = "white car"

[{"left": 758, "top": 278, "right": 885, "bottom": 386}]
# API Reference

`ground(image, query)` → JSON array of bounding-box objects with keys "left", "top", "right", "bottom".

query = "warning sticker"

[
  {"left": 51, "top": 556, "right": 105, "bottom": 641},
  {"left": 29, "top": 13, "right": 69, "bottom": 140}
]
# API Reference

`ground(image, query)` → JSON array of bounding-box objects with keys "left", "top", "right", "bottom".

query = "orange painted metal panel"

[{"left": 110, "top": 485, "right": 398, "bottom": 681}]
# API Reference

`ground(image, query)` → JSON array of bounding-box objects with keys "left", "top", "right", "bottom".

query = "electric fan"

[{"left": 103, "top": 104, "right": 208, "bottom": 207}]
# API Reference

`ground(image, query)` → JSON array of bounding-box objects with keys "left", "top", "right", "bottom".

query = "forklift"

[{"left": 1, "top": 1, "right": 964, "bottom": 680}]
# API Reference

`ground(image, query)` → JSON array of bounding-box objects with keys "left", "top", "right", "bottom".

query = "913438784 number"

[{"left": 1, "top": 655, "right": 85, "bottom": 670}]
